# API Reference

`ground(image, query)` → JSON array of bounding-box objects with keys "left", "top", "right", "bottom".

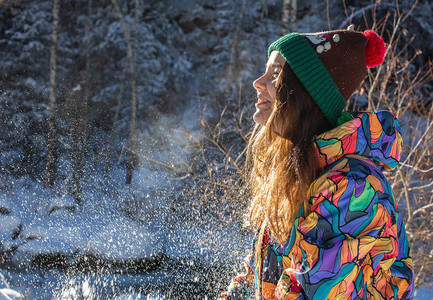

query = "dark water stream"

[{"left": 2, "top": 262, "right": 226, "bottom": 299}]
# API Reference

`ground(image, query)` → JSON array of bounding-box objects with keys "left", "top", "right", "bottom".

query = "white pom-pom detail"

[
  {"left": 333, "top": 34, "right": 340, "bottom": 42},
  {"left": 316, "top": 45, "right": 324, "bottom": 53},
  {"left": 324, "top": 42, "right": 331, "bottom": 51}
]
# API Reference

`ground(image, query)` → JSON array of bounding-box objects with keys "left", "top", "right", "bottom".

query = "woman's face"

[{"left": 253, "top": 51, "right": 286, "bottom": 126}]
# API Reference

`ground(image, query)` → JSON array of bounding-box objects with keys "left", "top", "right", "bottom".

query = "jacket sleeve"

[
  {"left": 276, "top": 161, "right": 411, "bottom": 300},
  {"left": 220, "top": 255, "right": 255, "bottom": 300}
]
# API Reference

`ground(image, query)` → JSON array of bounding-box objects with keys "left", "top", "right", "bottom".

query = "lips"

[
  {"left": 256, "top": 94, "right": 272, "bottom": 107},
  {"left": 256, "top": 101, "right": 271, "bottom": 107}
]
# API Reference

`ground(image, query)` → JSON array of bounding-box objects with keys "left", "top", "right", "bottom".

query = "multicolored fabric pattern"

[{"left": 221, "top": 111, "right": 414, "bottom": 300}]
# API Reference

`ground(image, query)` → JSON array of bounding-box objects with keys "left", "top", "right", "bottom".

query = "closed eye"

[
  {"left": 270, "top": 74, "right": 278, "bottom": 80},
  {"left": 270, "top": 69, "right": 281, "bottom": 80}
]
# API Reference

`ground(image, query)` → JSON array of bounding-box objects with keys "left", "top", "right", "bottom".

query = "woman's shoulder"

[{"left": 308, "top": 154, "right": 395, "bottom": 210}]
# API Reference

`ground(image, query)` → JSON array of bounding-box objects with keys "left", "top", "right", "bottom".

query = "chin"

[
  {"left": 253, "top": 111, "right": 269, "bottom": 126},
  {"left": 253, "top": 114, "right": 262, "bottom": 126}
]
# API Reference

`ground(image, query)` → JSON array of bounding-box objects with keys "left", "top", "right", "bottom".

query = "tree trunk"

[
  {"left": 104, "top": 69, "right": 125, "bottom": 178},
  {"left": 110, "top": 0, "right": 137, "bottom": 184},
  {"left": 281, "top": 0, "right": 297, "bottom": 35},
  {"left": 45, "top": 0, "right": 60, "bottom": 188},
  {"left": 72, "top": 0, "right": 92, "bottom": 204},
  {"left": 225, "top": 0, "right": 247, "bottom": 99}
]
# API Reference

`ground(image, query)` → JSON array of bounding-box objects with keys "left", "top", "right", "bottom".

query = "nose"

[{"left": 253, "top": 74, "right": 266, "bottom": 91}]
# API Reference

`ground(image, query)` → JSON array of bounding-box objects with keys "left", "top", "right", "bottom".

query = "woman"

[{"left": 221, "top": 28, "right": 414, "bottom": 300}]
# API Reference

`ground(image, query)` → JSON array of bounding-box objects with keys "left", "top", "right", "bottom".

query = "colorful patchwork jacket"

[{"left": 221, "top": 111, "right": 414, "bottom": 300}]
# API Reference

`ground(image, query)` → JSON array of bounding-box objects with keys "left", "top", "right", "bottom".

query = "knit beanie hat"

[{"left": 268, "top": 27, "right": 386, "bottom": 125}]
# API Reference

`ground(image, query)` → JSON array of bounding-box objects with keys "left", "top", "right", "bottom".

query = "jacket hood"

[{"left": 315, "top": 111, "right": 403, "bottom": 171}]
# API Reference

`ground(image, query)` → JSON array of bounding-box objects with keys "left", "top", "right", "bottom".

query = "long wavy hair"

[{"left": 248, "top": 63, "right": 333, "bottom": 244}]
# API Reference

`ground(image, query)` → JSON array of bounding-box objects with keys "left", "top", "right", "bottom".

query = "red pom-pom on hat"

[{"left": 363, "top": 30, "right": 387, "bottom": 67}]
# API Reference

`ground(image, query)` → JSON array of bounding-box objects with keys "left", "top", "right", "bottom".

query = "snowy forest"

[{"left": 0, "top": 0, "right": 432, "bottom": 299}]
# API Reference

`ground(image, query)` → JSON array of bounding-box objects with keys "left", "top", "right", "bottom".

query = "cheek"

[{"left": 268, "top": 83, "right": 277, "bottom": 102}]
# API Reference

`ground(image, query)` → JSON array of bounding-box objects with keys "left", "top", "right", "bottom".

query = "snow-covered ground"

[
  {"left": 415, "top": 286, "right": 433, "bottom": 300},
  {"left": 0, "top": 104, "right": 250, "bottom": 299}
]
